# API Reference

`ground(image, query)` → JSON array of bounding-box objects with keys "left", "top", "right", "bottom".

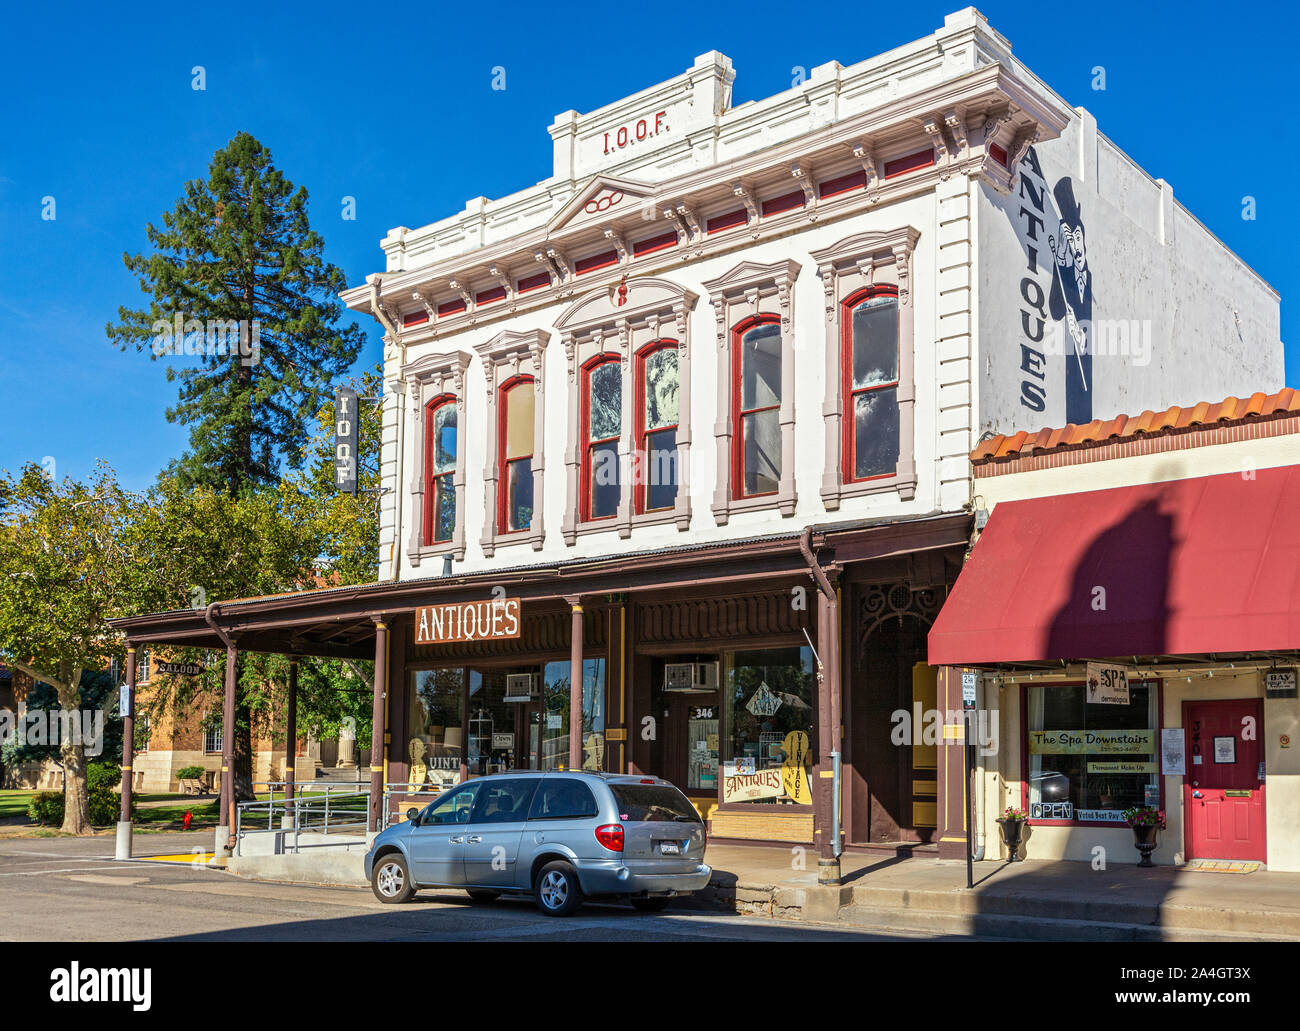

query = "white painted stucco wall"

[{"left": 977, "top": 106, "right": 1281, "bottom": 438}]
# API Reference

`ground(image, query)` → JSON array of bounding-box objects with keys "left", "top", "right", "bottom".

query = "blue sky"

[{"left": 0, "top": 0, "right": 1292, "bottom": 490}]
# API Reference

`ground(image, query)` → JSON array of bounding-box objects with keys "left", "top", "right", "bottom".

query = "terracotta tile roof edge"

[{"left": 973, "top": 389, "right": 1300, "bottom": 463}]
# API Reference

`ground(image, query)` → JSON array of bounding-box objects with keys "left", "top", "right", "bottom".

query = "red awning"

[{"left": 927, "top": 464, "right": 1300, "bottom": 665}]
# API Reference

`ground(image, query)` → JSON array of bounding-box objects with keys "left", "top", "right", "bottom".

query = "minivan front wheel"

[
  {"left": 371, "top": 853, "right": 415, "bottom": 904},
  {"left": 534, "top": 860, "right": 584, "bottom": 917}
]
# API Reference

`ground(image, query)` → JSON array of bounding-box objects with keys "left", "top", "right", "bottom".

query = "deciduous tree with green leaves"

[{"left": 0, "top": 464, "right": 142, "bottom": 834}]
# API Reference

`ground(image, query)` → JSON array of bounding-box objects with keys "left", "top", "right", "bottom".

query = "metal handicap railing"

[{"left": 235, "top": 780, "right": 372, "bottom": 854}]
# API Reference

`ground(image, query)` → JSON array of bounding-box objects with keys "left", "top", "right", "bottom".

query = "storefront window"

[
  {"left": 723, "top": 646, "right": 815, "bottom": 805},
  {"left": 540, "top": 659, "right": 606, "bottom": 771},
  {"left": 467, "top": 669, "right": 524, "bottom": 777},
  {"left": 1026, "top": 681, "right": 1160, "bottom": 822},
  {"left": 408, "top": 668, "right": 464, "bottom": 790}
]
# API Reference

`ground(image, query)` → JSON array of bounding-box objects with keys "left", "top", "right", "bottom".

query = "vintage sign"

[
  {"left": 1264, "top": 667, "right": 1298, "bottom": 698},
  {"left": 414, "top": 598, "right": 521, "bottom": 645},
  {"left": 780, "top": 730, "right": 812, "bottom": 805},
  {"left": 1028, "top": 728, "right": 1155, "bottom": 755},
  {"left": 721, "top": 767, "right": 783, "bottom": 803},
  {"left": 491, "top": 732, "right": 514, "bottom": 750},
  {"left": 334, "top": 386, "right": 358, "bottom": 495},
  {"left": 1086, "top": 662, "right": 1130, "bottom": 705},
  {"left": 156, "top": 661, "right": 204, "bottom": 676}
]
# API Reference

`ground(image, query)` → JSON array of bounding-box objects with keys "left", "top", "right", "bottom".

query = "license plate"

[{"left": 658, "top": 842, "right": 681, "bottom": 855}]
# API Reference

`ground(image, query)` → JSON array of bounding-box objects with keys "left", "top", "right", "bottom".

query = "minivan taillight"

[{"left": 595, "top": 824, "right": 624, "bottom": 852}]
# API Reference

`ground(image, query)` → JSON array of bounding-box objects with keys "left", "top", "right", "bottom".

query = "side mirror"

[{"left": 405, "top": 807, "right": 420, "bottom": 826}]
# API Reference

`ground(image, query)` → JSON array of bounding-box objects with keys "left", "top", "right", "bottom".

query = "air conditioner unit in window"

[
  {"left": 663, "top": 662, "right": 719, "bottom": 693},
  {"left": 503, "top": 673, "right": 537, "bottom": 702}
]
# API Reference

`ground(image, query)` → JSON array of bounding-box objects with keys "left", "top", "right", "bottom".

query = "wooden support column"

[
  {"left": 566, "top": 596, "right": 583, "bottom": 770},
  {"left": 284, "top": 657, "right": 298, "bottom": 822},
  {"left": 369, "top": 618, "right": 389, "bottom": 833},
  {"left": 935, "top": 666, "right": 969, "bottom": 860},
  {"left": 219, "top": 640, "right": 239, "bottom": 854},
  {"left": 815, "top": 582, "right": 842, "bottom": 885},
  {"left": 115, "top": 644, "right": 137, "bottom": 860}
]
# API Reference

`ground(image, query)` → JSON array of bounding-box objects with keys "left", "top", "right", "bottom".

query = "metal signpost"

[{"left": 962, "top": 670, "right": 978, "bottom": 890}]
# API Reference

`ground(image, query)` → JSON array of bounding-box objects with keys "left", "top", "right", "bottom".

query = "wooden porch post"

[
  {"left": 567, "top": 596, "right": 583, "bottom": 770},
  {"left": 218, "top": 640, "right": 239, "bottom": 855},
  {"left": 115, "top": 644, "right": 137, "bottom": 860},
  {"left": 369, "top": 618, "right": 389, "bottom": 834}
]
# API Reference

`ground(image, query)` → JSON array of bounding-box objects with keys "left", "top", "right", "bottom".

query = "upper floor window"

[
  {"left": 809, "top": 227, "right": 918, "bottom": 509},
  {"left": 843, "top": 287, "right": 901, "bottom": 481},
  {"left": 500, "top": 377, "right": 536, "bottom": 533},
  {"left": 635, "top": 341, "right": 679, "bottom": 513},
  {"left": 582, "top": 357, "right": 622, "bottom": 521},
  {"left": 733, "top": 316, "right": 782, "bottom": 498},
  {"left": 423, "top": 395, "right": 458, "bottom": 545}
]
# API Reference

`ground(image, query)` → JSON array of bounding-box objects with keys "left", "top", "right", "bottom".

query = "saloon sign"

[{"left": 414, "top": 598, "right": 521, "bottom": 645}]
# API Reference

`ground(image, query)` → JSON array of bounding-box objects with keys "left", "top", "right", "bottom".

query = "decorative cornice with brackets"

[{"left": 347, "top": 63, "right": 1068, "bottom": 340}]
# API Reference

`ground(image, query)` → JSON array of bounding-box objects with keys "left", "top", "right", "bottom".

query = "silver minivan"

[{"left": 365, "top": 771, "right": 711, "bottom": 916}]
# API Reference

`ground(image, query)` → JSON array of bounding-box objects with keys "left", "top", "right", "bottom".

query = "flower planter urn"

[
  {"left": 1131, "top": 822, "right": 1159, "bottom": 867},
  {"left": 996, "top": 817, "right": 1025, "bottom": 862}
]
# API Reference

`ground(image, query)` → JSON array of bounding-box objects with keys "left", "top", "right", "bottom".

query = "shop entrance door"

[{"left": 1183, "top": 699, "right": 1265, "bottom": 862}]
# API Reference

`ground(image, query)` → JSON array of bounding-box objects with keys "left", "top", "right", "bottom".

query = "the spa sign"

[
  {"left": 1028, "top": 728, "right": 1155, "bottom": 755},
  {"left": 414, "top": 598, "right": 522, "bottom": 645}
]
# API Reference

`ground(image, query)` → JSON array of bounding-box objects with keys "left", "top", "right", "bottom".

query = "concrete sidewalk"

[{"left": 692, "top": 845, "right": 1300, "bottom": 940}]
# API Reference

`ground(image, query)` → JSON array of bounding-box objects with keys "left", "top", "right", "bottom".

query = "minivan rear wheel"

[
  {"left": 371, "top": 853, "right": 415, "bottom": 904},
  {"left": 534, "top": 860, "right": 584, "bottom": 917}
]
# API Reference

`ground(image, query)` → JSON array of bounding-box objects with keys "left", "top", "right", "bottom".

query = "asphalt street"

[{"left": 0, "top": 834, "right": 971, "bottom": 942}]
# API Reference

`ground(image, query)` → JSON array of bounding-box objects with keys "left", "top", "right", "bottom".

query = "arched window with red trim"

[
  {"left": 423, "top": 394, "right": 457, "bottom": 545},
  {"left": 732, "top": 314, "right": 782, "bottom": 498},
  {"left": 498, "top": 376, "right": 535, "bottom": 533},
  {"left": 634, "top": 339, "right": 679, "bottom": 513},
  {"left": 841, "top": 286, "right": 900, "bottom": 481},
  {"left": 581, "top": 354, "right": 622, "bottom": 520}
]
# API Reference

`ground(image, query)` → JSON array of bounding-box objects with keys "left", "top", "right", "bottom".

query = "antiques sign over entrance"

[{"left": 414, "top": 598, "right": 522, "bottom": 645}]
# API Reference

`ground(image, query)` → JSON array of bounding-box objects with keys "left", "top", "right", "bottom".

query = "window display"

[
  {"left": 408, "top": 668, "right": 464, "bottom": 788},
  {"left": 1026, "top": 680, "right": 1160, "bottom": 822},
  {"left": 723, "top": 646, "right": 814, "bottom": 804}
]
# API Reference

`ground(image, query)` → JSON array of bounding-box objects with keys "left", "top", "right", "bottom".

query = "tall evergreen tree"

[{"left": 107, "top": 131, "right": 364, "bottom": 492}]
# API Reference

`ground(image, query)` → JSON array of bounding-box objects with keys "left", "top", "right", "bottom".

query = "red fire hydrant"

[{"left": 183, "top": 810, "right": 193, "bottom": 831}]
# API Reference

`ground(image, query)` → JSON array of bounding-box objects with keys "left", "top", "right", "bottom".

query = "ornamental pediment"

[{"left": 546, "top": 175, "right": 658, "bottom": 238}]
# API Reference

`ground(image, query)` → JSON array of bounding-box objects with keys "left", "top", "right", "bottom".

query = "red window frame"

[
  {"left": 422, "top": 394, "right": 456, "bottom": 546},
  {"left": 633, "top": 339, "right": 679, "bottom": 514},
  {"left": 731, "top": 313, "right": 781, "bottom": 500},
  {"left": 580, "top": 354, "right": 621, "bottom": 522},
  {"left": 841, "top": 285, "right": 900, "bottom": 483},
  {"left": 497, "top": 375, "right": 534, "bottom": 534}
]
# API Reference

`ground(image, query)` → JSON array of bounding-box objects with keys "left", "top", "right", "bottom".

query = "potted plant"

[
  {"left": 1123, "top": 806, "right": 1166, "bottom": 867},
  {"left": 996, "top": 805, "right": 1029, "bottom": 861}
]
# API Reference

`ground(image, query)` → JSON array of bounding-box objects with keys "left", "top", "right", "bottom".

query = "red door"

[{"left": 1183, "top": 699, "right": 1266, "bottom": 862}]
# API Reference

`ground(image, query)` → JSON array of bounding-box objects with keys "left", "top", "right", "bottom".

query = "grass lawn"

[{"left": 0, "top": 791, "right": 38, "bottom": 819}]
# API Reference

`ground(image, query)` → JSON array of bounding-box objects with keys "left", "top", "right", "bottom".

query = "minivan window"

[
  {"left": 609, "top": 784, "right": 701, "bottom": 823},
  {"left": 421, "top": 784, "right": 478, "bottom": 825},
  {"left": 471, "top": 778, "right": 541, "bottom": 824},
  {"left": 528, "top": 778, "right": 598, "bottom": 821}
]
